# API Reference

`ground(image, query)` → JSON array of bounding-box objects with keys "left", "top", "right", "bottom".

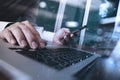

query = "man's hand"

[
  {"left": 0, "top": 20, "right": 46, "bottom": 49},
  {"left": 53, "top": 28, "right": 73, "bottom": 45}
]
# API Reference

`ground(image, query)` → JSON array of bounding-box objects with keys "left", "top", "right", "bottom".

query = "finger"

[
  {"left": 54, "top": 40, "right": 63, "bottom": 45},
  {"left": 70, "top": 34, "right": 74, "bottom": 39},
  {"left": 62, "top": 28, "right": 70, "bottom": 34},
  {"left": 22, "top": 20, "right": 46, "bottom": 48},
  {"left": 64, "top": 35, "right": 70, "bottom": 42},
  {"left": 22, "top": 20, "right": 39, "bottom": 35},
  {"left": 61, "top": 28, "right": 71, "bottom": 39},
  {"left": 19, "top": 23, "right": 39, "bottom": 49},
  {"left": 0, "top": 29, "right": 16, "bottom": 44},
  {"left": 39, "top": 39, "right": 47, "bottom": 48},
  {"left": 9, "top": 23, "right": 27, "bottom": 48}
]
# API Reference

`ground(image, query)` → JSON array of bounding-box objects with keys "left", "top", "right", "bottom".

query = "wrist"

[{"left": 5, "top": 22, "right": 14, "bottom": 28}]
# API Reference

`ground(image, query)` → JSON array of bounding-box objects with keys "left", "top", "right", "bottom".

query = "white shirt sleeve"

[
  {"left": 0, "top": 21, "right": 11, "bottom": 32},
  {"left": 35, "top": 27, "right": 55, "bottom": 42}
]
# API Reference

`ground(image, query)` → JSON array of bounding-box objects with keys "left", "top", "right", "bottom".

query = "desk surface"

[{"left": 75, "top": 56, "right": 120, "bottom": 80}]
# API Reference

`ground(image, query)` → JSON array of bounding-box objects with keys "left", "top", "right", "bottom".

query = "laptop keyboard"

[{"left": 9, "top": 47, "right": 93, "bottom": 70}]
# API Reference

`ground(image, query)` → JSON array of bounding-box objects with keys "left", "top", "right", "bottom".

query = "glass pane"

[
  {"left": 82, "top": 0, "right": 119, "bottom": 55},
  {"left": 60, "top": 0, "right": 87, "bottom": 46},
  {"left": 36, "top": 0, "right": 60, "bottom": 31}
]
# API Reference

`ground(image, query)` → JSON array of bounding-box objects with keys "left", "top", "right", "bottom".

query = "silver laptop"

[{"left": 0, "top": 0, "right": 119, "bottom": 80}]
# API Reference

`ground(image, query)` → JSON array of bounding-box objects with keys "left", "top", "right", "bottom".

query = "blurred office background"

[{"left": 36, "top": 0, "right": 119, "bottom": 52}]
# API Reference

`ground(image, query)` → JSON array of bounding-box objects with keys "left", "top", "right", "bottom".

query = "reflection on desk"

[
  {"left": 75, "top": 40, "right": 120, "bottom": 80},
  {"left": 74, "top": 57, "right": 120, "bottom": 80}
]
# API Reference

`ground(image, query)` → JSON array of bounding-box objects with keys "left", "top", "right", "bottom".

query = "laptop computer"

[
  {"left": 0, "top": 0, "right": 116, "bottom": 80},
  {"left": 0, "top": 38, "right": 99, "bottom": 80}
]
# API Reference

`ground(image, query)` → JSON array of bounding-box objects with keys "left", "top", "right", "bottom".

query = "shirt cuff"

[
  {"left": 42, "top": 31, "right": 55, "bottom": 42},
  {"left": 0, "top": 21, "right": 11, "bottom": 32},
  {"left": 35, "top": 27, "right": 55, "bottom": 42}
]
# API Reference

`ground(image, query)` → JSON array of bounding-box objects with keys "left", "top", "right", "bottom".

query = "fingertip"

[
  {"left": 40, "top": 42, "right": 46, "bottom": 48},
  {"left": 64, "top": 35, "right": 70, "bottom": 41},
  {"left": 65, "top": 29, "right": 70, "bottom": 33},
  {"left": 70, "top": 34, "right": 74, "bottom": 38},
  {"left": 31, "top": 41, "right": 38, "bottom": 49},
  {"left": 20, "top": 40, "right": 27, "bottom": 48},
  {"left": 62, "top": 28, "right": 70, "bottom": 33},
  {"left": 10, "top": 39, "right": 16, "bottom": 45},
  {"left": 64, "top": 35, "right": 67, "bottom": 39}
]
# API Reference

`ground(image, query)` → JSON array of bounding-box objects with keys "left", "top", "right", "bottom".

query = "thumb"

[{"left": 53, "top": 40, "right": 63, "bottom": 45}]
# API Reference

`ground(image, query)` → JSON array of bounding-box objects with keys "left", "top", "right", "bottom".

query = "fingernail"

[
  {"left": 71, "top": 34, "right": 74, "bottom": 37},
  {"left": 31, "top": 41, "right": 38, "bottom": 49},
  {"left": 21, "top": 40, "right": 27, "bottom": 47},
  {"left": 10, "top": 39, "right": 16, "bottom": 44}
]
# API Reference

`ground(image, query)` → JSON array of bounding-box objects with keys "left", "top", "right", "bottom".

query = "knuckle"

[
  {"left": 15, "top": 22, "right": 21, "bottom": 25},
  {"left": 62, "top": 28, "right": 67, "bottom": 30},
  {"left": 24, "top": 20, "right": 30, "bottom": 24},
  {"left": 9, "top": 26, "right": 18, "bottom": 31},
  {"left": 35, "top": 31, "right": 40, "bottom": 36},
  {"left": 4, "top": 29, "right": 11, "bottom": 33},
  {"left": 21, "top": 25, "right": 29, "bottom": 31},
  {"left": 8, "top": 22, "right": 20, "bottom": 30},
  {"left": 25, "top": 20, "right": 29, "bottom": 23}
]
